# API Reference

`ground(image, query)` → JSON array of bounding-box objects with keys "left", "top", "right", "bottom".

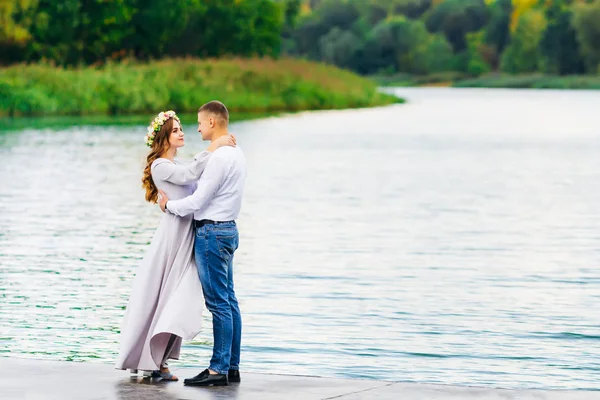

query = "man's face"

[{"left": 197, "top": 111, "right": 214, "bottom": 141}]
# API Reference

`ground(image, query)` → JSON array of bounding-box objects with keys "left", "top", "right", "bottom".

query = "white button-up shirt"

[{"left": 166, "top": 146, "right": 246, "bottom": 221}]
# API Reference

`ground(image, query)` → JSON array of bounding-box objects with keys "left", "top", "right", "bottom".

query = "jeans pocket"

[{"left": 215, "top": 234, "right": 237, "bottom": 261}]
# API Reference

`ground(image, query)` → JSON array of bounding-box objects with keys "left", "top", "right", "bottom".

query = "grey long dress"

[{"left": 115, "top": 151, "right": 210, "bottom": 372}]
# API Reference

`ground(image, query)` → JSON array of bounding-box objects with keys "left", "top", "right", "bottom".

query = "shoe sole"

[{"left": 184, "top": 382, "right": 229, "bottom": 386}]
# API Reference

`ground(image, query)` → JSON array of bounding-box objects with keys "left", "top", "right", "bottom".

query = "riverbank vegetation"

[
  {"left": 373, "top": 72, "right": 600, "bottom": 90},
  {"left": 2, "top": 0, "right": 599, "bottom": 108},
  {"left": 454, "top": 74, "right": 600, "bottom": 89},
  {"left": 0, "top": 58, "right": 401, "bottom": 117}
]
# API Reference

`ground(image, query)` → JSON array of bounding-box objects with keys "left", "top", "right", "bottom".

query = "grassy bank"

[
  {"left": 453, "top": 74, "right": 600, "bottom": 89},
  {"left": 0, "top": 58, "right": 402, "bottom": 117},
  {"left": 373, "top": 72, "right": 600, "bottom": 90},
  {"left": 371, "top": 72, "right": 464, "bottom": 87}
]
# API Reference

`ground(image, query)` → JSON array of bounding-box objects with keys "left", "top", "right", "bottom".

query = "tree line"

[
  {"left": 1, "top": 0, "right": 600, "bottom": 78},
  {"left": 283, "top": 0, "right": 600, "bottom": 76},
  {"left": 0, "top": 0, "right": 284, "bottom": 65}
]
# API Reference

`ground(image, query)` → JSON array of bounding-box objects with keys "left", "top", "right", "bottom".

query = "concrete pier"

[{"left": 0, "top": 358, "right": 596, "bottom": 400}]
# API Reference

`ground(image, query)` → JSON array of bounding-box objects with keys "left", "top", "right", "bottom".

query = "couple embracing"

[{"left": 115, "top": 101, "right": 246, "bottom": 387}]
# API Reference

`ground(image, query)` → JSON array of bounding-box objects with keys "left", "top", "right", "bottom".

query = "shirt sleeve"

[
  {"left": 151, "top": 151, "right": 211, "bottom": 185},
  {"left": 165, "top": 154, "right": 230, "bottom": 217}
]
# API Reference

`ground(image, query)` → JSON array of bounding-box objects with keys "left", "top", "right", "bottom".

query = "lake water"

[{"left": 1, "top": 88, "right": 599, "bottom": 390}]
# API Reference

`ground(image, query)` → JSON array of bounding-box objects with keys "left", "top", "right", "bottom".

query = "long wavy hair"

[{"left": 142, "top": 118, "right": 176, "bottom": 203}]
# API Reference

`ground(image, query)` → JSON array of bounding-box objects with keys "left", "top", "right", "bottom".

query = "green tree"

[
  {"left": 484, "top": 0, "right": 512, "bottom": 70},
  {"left": 572, "top": 0, "right": 600, "bottom": 73},
  {"left": 171, "top": 0, "right": 284, "bottom": 58},
  {"left": 0, "top": 0, "right": 37, "bottom": 63},
  {"left": 284, "top": 0, "right": 302, "bottom": 28},
  {"left": 125, "top": 0, "right": 198, "bottom": 59},
  {"left": 355, "top": 0, "right": 388, "bottom": 27},
  {"left": 22, "top": 0, "right": 134, "bottom": 64},
  {"left": 76, "top": 0, "right": 134, "bottom": 63},
  {"left": 280, "top": 0, "right": 302, "bottom": 54},
  {"left": 420, "top": 33, "right": 454, "bottom": 74},
  {"left": 500, "top": 9, "right": 547, "bottom": 73},
  {"left": 362, "top": 16, "right": 453, "bottom": 75},
  {"left": 0, "top": 0, "right": 36, "bottom": 44},
  {"left": 356, "top": 0, "right": 431, "bottom": 22},
  {"left": 291, "top": 0, "right": 360, "bottom": 58},
  {"left": 540, "top": 0, "right": 584, "bottom": 75},
  {"left": 319, "top": 27, "right": 360, "bottom": 68},
  {"left": 392, "top": 0, "right": 432, "bottom": 19},
  {"left": 227, "top": 0, "right": 284, "bottom": 57},
  {"left": 425, "top": 0, "right": 489, "bottom": 53},
  {"left": 24, "top": 0, "right": 81, "bottom": 63},
  {"left": 466, "top": 31, "right": 492, "bottom": 75}
]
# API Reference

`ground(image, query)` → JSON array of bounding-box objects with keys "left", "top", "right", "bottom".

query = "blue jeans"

[{"left": 194, "top": 221, "right": 241, "bottom": 375}]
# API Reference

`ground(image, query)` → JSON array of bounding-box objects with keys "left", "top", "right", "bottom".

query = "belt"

[{"left": 193, "top": 219, "right": 235, "bottom": 228}]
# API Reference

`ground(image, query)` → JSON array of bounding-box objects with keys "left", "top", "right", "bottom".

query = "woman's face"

[{"left": 168, "top": 119, "right": 184, "bottom": 149}]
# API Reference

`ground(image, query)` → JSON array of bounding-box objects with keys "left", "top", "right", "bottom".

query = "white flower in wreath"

[{"left": 145, "top": 110, "right": 178, "bottom": 147}]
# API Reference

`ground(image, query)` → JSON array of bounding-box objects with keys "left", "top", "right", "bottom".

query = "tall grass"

[{"left": 0, "top": 58, "right": 402, "bottom": 117}]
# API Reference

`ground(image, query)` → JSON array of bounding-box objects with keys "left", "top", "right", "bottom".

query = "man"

[{"left": 159, "top": 101, "right": 246, "bottom": 386}]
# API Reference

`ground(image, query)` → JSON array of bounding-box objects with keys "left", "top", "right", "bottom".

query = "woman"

[{"left": 115, "top": 110, "right": 235, "bottom": 381}]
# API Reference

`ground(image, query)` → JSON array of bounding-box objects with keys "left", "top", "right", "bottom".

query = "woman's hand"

[{"left": 207, "top": 134, "right": 236, "bottom": 152}]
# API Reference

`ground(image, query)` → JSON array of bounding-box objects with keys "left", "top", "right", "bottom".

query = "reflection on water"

[
  {"left": 1, "top": 88, "right": 599, "bottom": 390},
  {"left": 0, "top": 111, "right": 276, "bottom": 132}
]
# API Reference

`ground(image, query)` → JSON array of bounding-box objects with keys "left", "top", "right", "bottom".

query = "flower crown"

[{"left": 145, "top": 110, "right": 180, "bottom": 147}]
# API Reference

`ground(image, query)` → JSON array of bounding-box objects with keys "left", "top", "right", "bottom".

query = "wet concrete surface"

[{"left": 1, "top": 358, "right": 597, "bottom": 400}]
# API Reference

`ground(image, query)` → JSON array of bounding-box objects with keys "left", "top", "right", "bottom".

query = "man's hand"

[
  {"left": 207, "top": 134, "right": 236, "bottom": 152},
  {"left": 158, "top": 189, "right": 169, "bottom": 213}
]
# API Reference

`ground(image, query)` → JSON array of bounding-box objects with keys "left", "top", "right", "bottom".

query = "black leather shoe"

[
  {"left": 228, "top": 369, "right": 241, "bottom": 383},
  {"left": 184, "top": 369, "right": 228, "bottom": 386}
]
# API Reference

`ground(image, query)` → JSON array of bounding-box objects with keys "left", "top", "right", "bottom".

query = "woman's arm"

[
  {"left": 151, "top": 152, "right": 211, "bottom": 185},
  {"left": 151, "top": 134, "right": 236, "bottom": 185}
]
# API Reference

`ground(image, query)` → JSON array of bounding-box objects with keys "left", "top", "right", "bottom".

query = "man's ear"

[{"left": 209, "top": 117, "right": 215, "bottom": 128}]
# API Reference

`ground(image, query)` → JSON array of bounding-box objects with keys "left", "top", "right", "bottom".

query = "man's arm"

[{"left": 164, "top": 154, "right": 230, "bottom": 217}]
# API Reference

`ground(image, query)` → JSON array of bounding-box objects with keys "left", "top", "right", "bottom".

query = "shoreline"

[
  {"left": 372, "top": 73, "right": 600, "bottom": 90},
  {"left": 0, "top": 111, "right": 280, "bottom": 132},
  {"left": 0, "top": 101, "right": 405, "bottom": 132}
]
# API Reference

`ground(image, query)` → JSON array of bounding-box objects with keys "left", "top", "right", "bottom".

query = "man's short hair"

[{"left": 199, "top": 101, "right": 229, "bottom": 125}]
